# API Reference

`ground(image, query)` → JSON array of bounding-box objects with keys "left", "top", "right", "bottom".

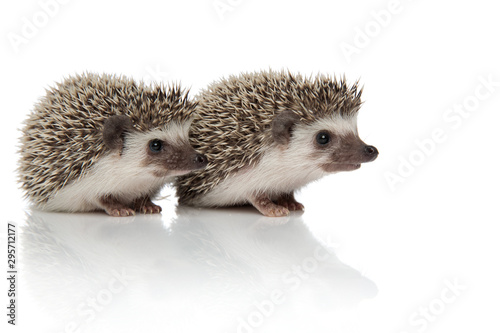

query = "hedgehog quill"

[
  {"left": 19, "top": 73, "right": 207, "bottom": 216},
  {"left": 176, "top": 70, "right": 378, "bottom": 217}
]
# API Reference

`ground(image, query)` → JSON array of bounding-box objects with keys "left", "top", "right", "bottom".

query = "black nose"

[
  {"left": 194, "top": 154, "right": 208, "bottom": 167},
  {"left": 364, "top": 145, "right": 378, "bottom": 160}
]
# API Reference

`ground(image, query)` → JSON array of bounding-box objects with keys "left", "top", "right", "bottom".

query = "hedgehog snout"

[
  {"left": 176, "top": 147, "right": 208, "bottom": 172},
  {"left": 363, "top": 145, "right": 378, "bottom": 162},
  {"left": 193, "top": 154, "right": 208, "bottom": 169}
]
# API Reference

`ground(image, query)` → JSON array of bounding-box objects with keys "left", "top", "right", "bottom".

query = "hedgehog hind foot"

[
  {"left": 250, "top": 193, "right": 290, "bottom": 217},
  {"left": 276, "top": 192, "right": 305, "bottom": 212},
  {"left": 99, "top": 195, "right": 136, "bottom": 217},
  {"left": 132, "top": 197, "right": 162, "bottom": 214}
]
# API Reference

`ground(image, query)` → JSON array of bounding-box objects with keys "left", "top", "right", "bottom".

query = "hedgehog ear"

[
  {"left": 103, "top": 115, "right": 134, "bottom": 151},
  {"left": 272, "top": 110, "right": 300, "bottom": 146}
]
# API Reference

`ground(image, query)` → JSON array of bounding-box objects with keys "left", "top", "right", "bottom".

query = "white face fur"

[
  {"left": 124, "top": 121, "right": 195, "bottom": 177},
  {"left": 289, "top": 114, "right": 359, "bottom": 160}
]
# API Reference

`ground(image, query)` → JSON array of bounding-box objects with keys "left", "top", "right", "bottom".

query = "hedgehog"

[
  {"left": 176, "top": 70, "right": 378, "bottom": 217},
  {"left": 19, "top": 73, "right": 207, "bottom": 217}
]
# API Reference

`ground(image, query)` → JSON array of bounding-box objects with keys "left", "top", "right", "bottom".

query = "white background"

[{"left": 1, "top": 0, "right": 499, "bottom": 332}]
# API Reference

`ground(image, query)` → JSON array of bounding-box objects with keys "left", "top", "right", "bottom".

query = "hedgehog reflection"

[{"left": 22, "top": 208, "right": 377, "bottom": 332}]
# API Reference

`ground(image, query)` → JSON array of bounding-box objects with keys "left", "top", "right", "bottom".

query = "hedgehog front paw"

[
  {"left": 267, "top": 205, "right": 290, "bottom": 217},
  {"left": 99, "top": 195, "right": 136, "bottom": 217},
  {"left": 107, "top": 207, "right": 136, "bottom": 217},
  {"left": 132, "top": 197, "right": 162, "bottom": 214},
  {"left": 139, "top": 202, "right": 162, "bottom": 214},
  {"left": 276, "top": 193, "right": 305, "bottom": 212},
  {"left": 277, "top": 199, "right": 304, "bottom": 211},
  {"left": 250, "top": 193, "right": 290, "bottom": 217}
]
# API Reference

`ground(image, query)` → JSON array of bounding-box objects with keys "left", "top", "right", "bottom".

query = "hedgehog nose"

[
  {"left": 194, "top": 154, "right": 208, "bottom": 168},
  {"left": 364, "top": 145, "right": 378, "bottom": 161}
]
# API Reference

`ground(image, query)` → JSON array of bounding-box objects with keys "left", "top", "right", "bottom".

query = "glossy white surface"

[
  {"left": 4, "top": 179, "right": 500, "bottom": 333},
  {"left": 17, "top": 205, "right": 376, "bottom": 333}
]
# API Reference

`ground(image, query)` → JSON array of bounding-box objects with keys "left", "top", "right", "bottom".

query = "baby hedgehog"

[
  {"left": 176, "top": 70, "right": 378, "bottom": 217},
  {"left": 19, "top": 73, "right": 207, "bottom": 216}
]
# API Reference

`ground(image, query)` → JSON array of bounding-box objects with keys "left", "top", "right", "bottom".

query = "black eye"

[
  {"left": 316, "top": 132, "right": 330, "bottom": 145},
  {"left": 149, "top": 139, "right": 163, "bottom": 152}
]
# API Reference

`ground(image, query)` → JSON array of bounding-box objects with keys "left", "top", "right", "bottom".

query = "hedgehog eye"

[
  {"left": 316, "top": 132, "right": 330, "bottom": 145},
  {"left": 149, "top": 139, "right": 163, "bottom": 152}
]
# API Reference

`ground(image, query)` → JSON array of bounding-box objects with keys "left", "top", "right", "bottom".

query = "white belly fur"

[
  {"left": 193, "top": 144, "right": 327, "bottom": 207},
  {"left": 43, "top": 152, "right": 170, "bottom": 212}
]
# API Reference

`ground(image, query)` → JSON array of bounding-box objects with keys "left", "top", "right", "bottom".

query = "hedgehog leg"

[
  {"left": 132, "top": 196, "right": 162, "bottom": 214},
  {"left": 99, "top": 195, "right": 135, "bottom": 217},
  {"left": 276, "top": 192, "right": 304, "bottom": 212},
  {"left": 249, "top": 193, "right": 289, "bottom": 217}
]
